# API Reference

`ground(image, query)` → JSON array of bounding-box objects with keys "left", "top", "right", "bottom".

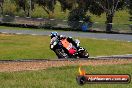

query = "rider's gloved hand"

[{"left": 50, "top": 44, "right": 54, "bottom": 50}]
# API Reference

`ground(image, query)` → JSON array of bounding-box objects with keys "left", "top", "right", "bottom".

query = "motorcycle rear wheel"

[{"left": 78, "top": 50, "right": 89, "bottom": 58}]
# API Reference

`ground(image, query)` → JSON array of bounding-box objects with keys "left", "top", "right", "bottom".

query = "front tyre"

[{"left": 54, "top": 49, "right": 69, "bottom": 59}]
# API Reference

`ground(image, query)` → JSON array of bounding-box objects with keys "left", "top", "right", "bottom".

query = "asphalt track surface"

[{"left": 0, "top": 29, "right": 132, "bottom": 42}]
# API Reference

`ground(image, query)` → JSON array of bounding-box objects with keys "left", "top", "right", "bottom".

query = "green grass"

[
  {"left": 0, "top": 34, "right": 132, "bottom": 60},
  {"left": 0, "top": 64, "right": 132, "bottom": 88},
  {"left": 0, "top": 26, "right": 65, "bottom": 32},
  {"left": 0, "top": 25, "right": 48, "bottom": 31},
  {"left": 0, "top": 26, "right": 37, "bottom": 30},
  {"left": 0, "top": 34, "right": 55, "bottom": 60}
]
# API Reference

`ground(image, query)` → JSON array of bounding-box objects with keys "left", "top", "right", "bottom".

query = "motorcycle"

[{"left": 50, "top": 37, "right": 89, "bottom": 59}]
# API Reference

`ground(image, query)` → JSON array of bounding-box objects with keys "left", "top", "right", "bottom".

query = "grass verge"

[
  {"left": 0, "top": 26, "right": 45, "bottom": 30},
  {"left": 0, "top": 26, "right": 66, "bottom": 32},
  {"left": 0, "top": 34, "right": 132, "bottom": 60},
  {"left": 0, "top": 64, "right": 132, "bottom": 88}
]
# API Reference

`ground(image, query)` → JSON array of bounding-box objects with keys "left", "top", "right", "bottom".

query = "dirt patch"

[{"left": 0, "top": 59, "right": 132, "bottom": 72}]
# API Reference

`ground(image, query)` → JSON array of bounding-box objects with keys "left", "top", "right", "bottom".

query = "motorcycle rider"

[
  {"left": 50, "top": 32, "right": 80, "bottom": 50},
  {"left": 50, "top": 32, "right": 89, "bottom": 58}
]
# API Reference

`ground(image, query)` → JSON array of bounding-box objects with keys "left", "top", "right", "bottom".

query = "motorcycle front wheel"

[{"left": 54, "top": 49, "right": 69, "bottom": 59}]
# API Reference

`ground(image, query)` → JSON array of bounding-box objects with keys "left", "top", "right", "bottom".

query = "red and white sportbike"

[{"left": 50, "top": 37, "right": 89, "bottom": 59}]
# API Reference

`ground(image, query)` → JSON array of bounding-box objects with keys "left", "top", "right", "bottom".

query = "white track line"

[
  {"left": 90, "top": 54, "right": 132, "bottom": 58},
  {"left": 31, "top": 34, "right": 37, "bottom": 35},
  {"left": 37, "top": 18, "right": 43, "bottom": 19},
  {"left": 1, "top": 32, "right": 8, "bottom": 34},
  {"left": 16, "top": 33, "right": 22, "bottom": 35}
]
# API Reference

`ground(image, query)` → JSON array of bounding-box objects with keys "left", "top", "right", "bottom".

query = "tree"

[
  {"left": 12, "top": 0, "right": 35, "bottom": 17},
  {"left": 68, "top": 8, "right": 86, "bottom": 30},
  {"left": 68, "top": 8, "right": 92, "bottom": 30},
  {"left": 36, "top": 0, "right": 56, "bottom": 18},
  {"left": 58, "top": 0, "right": 76, "bottom": 12},
  {"left": 128, "top": 0, "right": 132, "bottom": 21},
  {"left": 58, "top": 0, "right": 126, "bottom": 32},
  {"left": 82, "top": 0, "right": 126, "bottom": 32},
  {"left": 0, "top": 0, "right": 4, "bottom": 15},
  {"left": 58, "top": 0, "right": 92, "bottom": 30}
]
